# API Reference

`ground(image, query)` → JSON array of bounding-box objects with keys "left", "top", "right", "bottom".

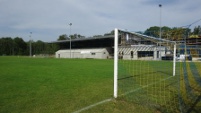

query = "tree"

[
  {"left": 193, "top": 25, "right": 201, "bottom": 35},
  {"left": 0, "top": 37, "right": 14, "bottom": 55},
  {"left": 32, "top": 40, "right": 45, "bottom": 55},
  {"left": 144, "top": 26, "right": 171, "bottom": 39},
  {"left": 13, "top": 37, "right": 27, "bottom": 55},
  {"left": 44, "top": 43, "right": 58, "bottom": 55},
  {"left": 58, "top": 34, "right": 68, "bottom": 40},
  {"left": 144, "top": 26, "right": 160, "bottom": 37}
]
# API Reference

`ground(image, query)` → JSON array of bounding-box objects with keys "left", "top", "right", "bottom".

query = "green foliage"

[
  {"left": 0, "top": 37, "right": 28, "bottom": 55},
  {"left": 144, "top": 26, "right": 194, "bottom": 41},
  {"left": 193, "top": 25, "right": 201, "bottom": 35},
  {"left": 0, "top": 37, "right": 14, "bottom": 55},
  {"left": 57, "top": 34, "right": 67, "bottom": 40},
  {"left": 13, "top": 37, "right": 27, "bottom": 55},
  {"left": 144, "top": 26, "right": 160, "bottom": 37},
  {"left": 0, "top": 37, "right": 58, "bottom": 56}
]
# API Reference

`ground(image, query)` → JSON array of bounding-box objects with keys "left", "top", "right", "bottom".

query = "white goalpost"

[
  {"left": 114, "top": 28, "right": 119, "bottom": 98},
  {"left": 113, "top": 28, "right": 179, "bottom": 112}
]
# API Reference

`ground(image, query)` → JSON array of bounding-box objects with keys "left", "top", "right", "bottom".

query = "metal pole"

[
  {"left": 159, "top": 4, "right": 162, "bottom": 59},
  {"left": 29, "top": 32, "right": 32, "bottom": 57},
  {"left": 69, "top": 23, "right": 72, "bottom": 58},
  {"left": 173, "top": 42, "right": 176, "bottom": 76},
  {"left": 159, "top": 4, "right": 162, "bottom": 39}
]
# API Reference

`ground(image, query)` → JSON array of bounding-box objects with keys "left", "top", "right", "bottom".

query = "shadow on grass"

[
  {"left": 186, "top": 95, "right": 201, "bottom": 113},
  {"left": 118, "top": 71, "right": 171, "bottom": 81}
]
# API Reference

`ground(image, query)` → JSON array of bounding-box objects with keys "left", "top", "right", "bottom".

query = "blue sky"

[{"left": 0, "top": 0, "right": 201, "bottom": 41}]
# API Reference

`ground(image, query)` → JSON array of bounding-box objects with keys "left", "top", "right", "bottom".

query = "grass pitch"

[
  {"left": 0, "top": 57, "right": 113, "bottom": 113},
  {"left": 1, "top": 57, "right": 200, "bottom": 113}
]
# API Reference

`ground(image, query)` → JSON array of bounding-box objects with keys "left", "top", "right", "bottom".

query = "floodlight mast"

[
  {"left": 69, "top": 23, "right": 72, "bottom": 58},
  {"left": 173, "top": 42, "right": 176, "bottom": 76},
  {"left": 29, "top": 32, "right": 32, "bottom": 57},
  {"left": 159, "top": 4, "right": 162, "bottom": 39},
  {"left": 159, "top": 4, "right": 162, "bottom": 59}
]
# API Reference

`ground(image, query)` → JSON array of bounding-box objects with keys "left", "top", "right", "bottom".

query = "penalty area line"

[{"left": 72, "top": 98, "right": 113, "bottom": 113}]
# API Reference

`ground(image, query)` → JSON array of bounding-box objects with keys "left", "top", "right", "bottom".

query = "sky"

[{"left": 0, "top": 0, "right": 201, "bottom": 42}]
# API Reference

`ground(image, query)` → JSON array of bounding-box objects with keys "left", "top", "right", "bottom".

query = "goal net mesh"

[
  {"left": 114, "top": 29, "right": 200, "bottom": 113},
  {"left": 117, "top": 55, "right": 179, "bottom": 112},
  {"left": 178, "top": 45, "right": 201, "bottom": 113}
]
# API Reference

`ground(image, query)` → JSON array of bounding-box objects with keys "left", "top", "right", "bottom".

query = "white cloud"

[{"left": 0, "top": 0, "right": 201, "bottom": 41}]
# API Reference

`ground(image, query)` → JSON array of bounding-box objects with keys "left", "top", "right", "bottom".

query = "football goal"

[{"left": 113, "top": 28, "right": 179, "bottom": 112}]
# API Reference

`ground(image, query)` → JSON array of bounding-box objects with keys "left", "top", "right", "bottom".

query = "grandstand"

[{"left": 52, "top": 30, "right": 172, "bottom": 60}]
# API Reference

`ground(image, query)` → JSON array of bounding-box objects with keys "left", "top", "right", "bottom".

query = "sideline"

[{"left": 72, "top": 98, "right": 113, "bottom": 113}]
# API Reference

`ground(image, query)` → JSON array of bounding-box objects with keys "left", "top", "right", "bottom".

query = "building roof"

[
  {"left": 48, "top": 35, "right": 114, "bottom": 43},
  {"left": 56, "top": 48, "right": 108, "bottom": 53}
]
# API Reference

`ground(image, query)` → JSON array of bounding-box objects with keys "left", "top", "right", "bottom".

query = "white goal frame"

[{"left": 113, "top": 28, "right": 177, "bottom": 98}]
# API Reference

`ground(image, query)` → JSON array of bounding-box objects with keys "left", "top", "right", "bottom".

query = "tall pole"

[
  {"left": 29, "top": 32, "right": 32, "bottom": 57},
  {"left": 173, "top": 42, "right": 176, "bottom": 76},
  {"left": 159, "top": 4, "right": 162, "bottom": 59},
  {"left": 69, "top": 23, "right": 72, "bottom": 58},
  {"left": 159, "top": 4, "right": 162, "bottom": 39}
]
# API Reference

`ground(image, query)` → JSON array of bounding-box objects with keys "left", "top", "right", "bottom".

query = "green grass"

[
  {"left": 1, "top": 57, "right": 200, "bottom": 113},
  {"left": 0, "top": 57, "right": 114, "bottom": 113}
]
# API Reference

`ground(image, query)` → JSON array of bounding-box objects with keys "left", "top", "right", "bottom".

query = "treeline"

[
  {"left": 0, "top": 37, "right": 58, "bottom": 56},
  {"left": 1, "top": 25, "right": 200, "bottom": 56},
  {"left": 144, "top": 25, "right": 201, "bottom": 40}
]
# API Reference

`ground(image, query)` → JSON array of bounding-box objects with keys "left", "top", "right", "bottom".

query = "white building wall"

[
  {"left": 55, "top": 48, "right": 109, "bottom": 59},
  {"left": 119, "top": 45, "right": 166, "bottom": 60}
]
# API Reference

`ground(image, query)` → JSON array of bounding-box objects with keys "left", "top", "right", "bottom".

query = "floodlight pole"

[
  {"left": 29, "top": 32, "right": 32, "bottom": 57},
  {"left": 173, "top": 42, "right": 176, "bottom": 76},
  {"left": 159, "top": 4, "right": 162, "bottom": 39},
  {"left": 69, "top": 23, "right": 72, "bottom": 58},
  {"left": 159, "top": 4, "right": 162, "bottom": 59}
]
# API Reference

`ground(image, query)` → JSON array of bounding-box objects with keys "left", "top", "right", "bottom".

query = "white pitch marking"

[{"left": 72, "top": 98, "right": 113, "bottom": 113}]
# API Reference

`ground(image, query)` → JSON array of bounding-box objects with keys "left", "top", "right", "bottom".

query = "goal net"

[
  {"left": 178, "top": 45, "right": 201, "bottom": 113},
  {"left": 113, "top": 28, "right": 179, "bottom": 112}
]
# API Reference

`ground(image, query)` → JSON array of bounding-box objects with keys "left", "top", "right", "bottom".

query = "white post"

[
  {"left": 173, "top": 42, "right": 176, "bottom": 76},
  {"left": 114, "top": 28, "right": 118, "bottom": 98}
]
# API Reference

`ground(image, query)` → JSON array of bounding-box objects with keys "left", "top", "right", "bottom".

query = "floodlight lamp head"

[{"left": 159, "top": 4, "right": 162, "bottom": 7}]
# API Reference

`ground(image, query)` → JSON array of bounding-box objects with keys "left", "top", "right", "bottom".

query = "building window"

[
  {"left": 131, "top": 51, "right": 134, "bottom": 58},
  {"left": 138, "top": 51, "right": 154, "bottom": 58},
  {"left": 91, "top": 53, "right": 96, "bottom": 55}
]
